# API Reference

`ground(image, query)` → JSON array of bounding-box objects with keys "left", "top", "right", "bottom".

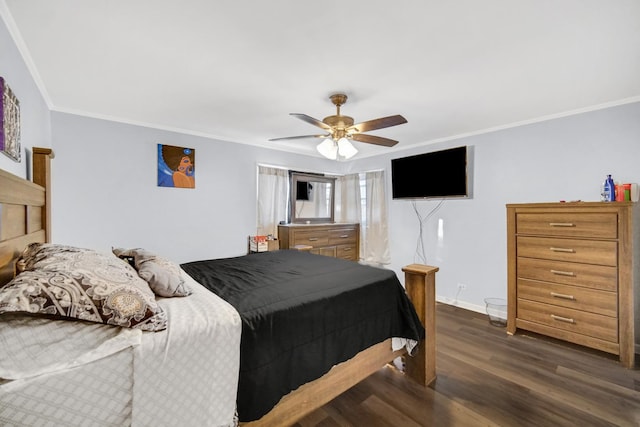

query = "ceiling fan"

[{"left": 269, "top": 93, "right": 407, "bottom": 159}]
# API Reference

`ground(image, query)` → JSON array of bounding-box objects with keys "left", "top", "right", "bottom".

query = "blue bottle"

[{"left": 603, "top": 175, "right": 615, "bottom": 202}]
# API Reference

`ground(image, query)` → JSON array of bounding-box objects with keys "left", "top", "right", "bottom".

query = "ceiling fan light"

[
  {"left": 337, "top": 137, "right": 358, "bottom": 159},
  {"left": 317, "top": 138, "right": 337, "bottom": 160}
]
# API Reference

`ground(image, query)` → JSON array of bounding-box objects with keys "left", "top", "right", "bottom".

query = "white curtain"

[
  {"left": 256, "top": 166, "right": 289, "bottom": 237},
  {"left": 336, "top": 173, "right": 362, "bottom": 259},
  {"left": 336, "top": 173, "right": 362, "bottom": 223},
  {"left": 362, "top": 170, "right": 390, "bottom": 265}
]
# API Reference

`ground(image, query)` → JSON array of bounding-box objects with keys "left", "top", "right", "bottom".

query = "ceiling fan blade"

[
  {"left": 290, "top": 113, "right": 333, "bottom": 131},
  {"left": 347, "top": 115, "right": 407, "bottom": 133},
  {"left": 268, "top": 134, "right": 328, "bottom": 141},
  {"left": 350, "top": 133, "right": 399, "bottom": 147}
]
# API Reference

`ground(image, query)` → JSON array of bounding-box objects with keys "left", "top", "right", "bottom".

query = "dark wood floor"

[{"left": 294, "top": 303, "right": 640, "bottom": 427}]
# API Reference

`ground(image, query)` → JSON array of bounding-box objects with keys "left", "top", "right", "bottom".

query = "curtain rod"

[
  {"left": 256, "top": 162, "right": 289, "bottom": 170},
  {"left": 257, "top": 162, "right": 343, "bottom": 177},
  {"left": 257, "top": 163, "right": 386, "bottom": 177}
]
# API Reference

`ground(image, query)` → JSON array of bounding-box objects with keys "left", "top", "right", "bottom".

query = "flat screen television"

[
  {"left": 295, "top": 181, "right": 312, "bottom": 201},
  {"left": 391, "top": 146, "right": 469, "bottom": 199}
]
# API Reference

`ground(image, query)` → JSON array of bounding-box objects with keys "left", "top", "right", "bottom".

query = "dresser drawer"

[
  {"left": 517, "top": 236, "right": 617, "bottom": 266},
  {"left": 516, "top": 257, "right": 617, "bottom": 291},
  {"left": 293, "top": 230, "right": 329, "bottom": 247},
  {"left": 517, "top": 299, "right": 618, "bottom": 343},
  {"left": 279, "top": 223, "right": 360, "bottom": 262},
  {"left": 328, "top": 228, "right": 358, "bottom": 245},
  {"left": 517, "top": 279, "right": 617, "bottom": 317},
  {"left": 516, "top": 212, "right": 617, "bottom": 239},
  {"left": 336, "top": 244, "right": 358, "bottom": 260},
  {"left": 310, "top": 246, "right": 337, "bottom": 257}
]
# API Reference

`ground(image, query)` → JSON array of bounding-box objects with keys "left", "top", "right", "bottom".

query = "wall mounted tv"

[
  {"left": 391, "top": 145, "right": 470, "bottom": 199},
  {"left": 295, "top": 181, "right": 313, "bottom": 201}
]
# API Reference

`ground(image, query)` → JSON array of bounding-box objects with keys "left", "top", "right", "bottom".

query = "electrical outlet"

[{"left": 457, "top": 283, "right": 467, "bottom": 290}]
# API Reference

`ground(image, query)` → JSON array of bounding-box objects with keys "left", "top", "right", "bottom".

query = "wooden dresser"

[
  {"left": 278, "top": 223, "right": 360, "bottom": 261},
  {"left": 506, "top": 202, "right": 639, "bottom": 368}
]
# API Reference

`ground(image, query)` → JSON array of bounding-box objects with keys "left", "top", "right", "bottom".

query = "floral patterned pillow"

[
  {"left": 17, "top": 243, "right": 92, "bottom": 272},
  {"left": 0, "top": 243, "right": 167, "bottom": 331},
  {"left": 113, "top": 248, "right": 192, "bottom": 297}
]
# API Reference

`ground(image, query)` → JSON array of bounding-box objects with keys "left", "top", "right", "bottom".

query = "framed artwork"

[
  {"left": 0, "top": 77, "right": 21, "bottom": 162},
  {"left": 157, "top": 144, "right": 195, "bottom": 188}
]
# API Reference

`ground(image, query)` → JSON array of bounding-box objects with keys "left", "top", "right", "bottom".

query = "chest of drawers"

[
  {"left": 278, "top": 223, "right": 360, "bottom": 261},
  {"left": 506, "top": 202, "right": 639, "bottom": 368}
]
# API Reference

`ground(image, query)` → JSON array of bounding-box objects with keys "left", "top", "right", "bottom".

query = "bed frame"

[
  {"left": 243, "top": 263, "right": 438, "bottom": 427},
  {"left": 0, "top": 148, "right": 53, "bottom": 286},
  {"left": 0, "top": 148, "right": 438, "bottom": 427}
]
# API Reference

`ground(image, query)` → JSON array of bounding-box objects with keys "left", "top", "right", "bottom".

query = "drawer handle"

[
  {"left": 550, "top": 292, "right": 575, "bottom": 300},
  {"left": 307, "top": 237, "right": 319, "bottom": 241},
  {"left": 549, "top": 247, "right": 575, "bottom": 253},
  {"left": 550, "top": 269, "right": 575, "bottom": 277},
  {"left": 342, "top": 247, "right": 352, "bottom": 251},
  {"left": 549, "top": 222, "right": 575, "bottom": 227},
  {"left": 340, "top": 234, "right": 349, "bottom": 238},
  {"left": 551, "top": 314, "right": 575, "bottom": 324}
]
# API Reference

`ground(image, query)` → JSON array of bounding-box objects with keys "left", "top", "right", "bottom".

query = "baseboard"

[{"left": 436, "top": 296, "right": 485, "bottom": 315}]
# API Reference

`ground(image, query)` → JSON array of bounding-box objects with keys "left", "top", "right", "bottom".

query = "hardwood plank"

[
  {"left": 360, "top": 395, "right": 422, "bottom": 427},
  {"left": 295, "top": 304, "right": 640, "bottom": 427}
]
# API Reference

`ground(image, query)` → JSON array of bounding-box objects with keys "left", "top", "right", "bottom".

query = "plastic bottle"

[
  {"left": 601, "top": 176, "right": 609, "bottom": 201},
  {"left": 602, "top": 175, "right": 615, "bottom": 202},
  {"left": 608, "top": 176, "right": 616, "bottom": 201}
]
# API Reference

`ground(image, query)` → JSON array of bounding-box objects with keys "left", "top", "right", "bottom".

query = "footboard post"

[
  {"left": 402, "top": 264, "right": 438, "bottom": 387},
  {"left": 32, "top": 147, "right": 54, "bottom": 243}
]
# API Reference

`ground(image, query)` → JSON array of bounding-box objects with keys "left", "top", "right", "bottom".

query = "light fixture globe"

[
  {"left": 337, "top": 137, "right": 358, "bottom": 160},
  {"left": 316, "top": 138, "right": 337, "bottom": 160}
]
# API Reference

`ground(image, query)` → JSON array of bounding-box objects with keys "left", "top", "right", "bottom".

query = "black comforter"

[{"left": 181, "top": 250, "right": 424, "bottom": 422}]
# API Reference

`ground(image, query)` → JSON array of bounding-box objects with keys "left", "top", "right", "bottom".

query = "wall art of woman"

[{"left": 157, "top": 144, "right": 195, "bottom": 188}]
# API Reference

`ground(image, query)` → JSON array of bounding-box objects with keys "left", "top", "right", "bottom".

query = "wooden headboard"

[{"left": 0, "top": 147, "right": 54, "bottom": 286}]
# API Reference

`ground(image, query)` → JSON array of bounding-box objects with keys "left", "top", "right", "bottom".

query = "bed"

[{"left": 0, "top": 148, "right": 438, "bottom": 426}]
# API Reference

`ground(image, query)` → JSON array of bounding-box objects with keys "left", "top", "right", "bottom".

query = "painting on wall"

[
  {"left": 157, "top": 144, "right": 195, "bottom": 188},
  {"left": 0, "top": 77, "right": 21, "bottom": 162}
]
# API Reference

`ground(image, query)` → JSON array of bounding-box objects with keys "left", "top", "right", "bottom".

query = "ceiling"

[{"left": 2, "top": 0, "right": 639, "bottom": 159}]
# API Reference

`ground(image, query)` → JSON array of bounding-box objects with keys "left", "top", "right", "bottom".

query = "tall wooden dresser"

[
  {"left": 278, "top": 223, "right": 360, "bottom": 261},
  {"left": 506, "top": 202, "right": 639, "bottom": 368}
]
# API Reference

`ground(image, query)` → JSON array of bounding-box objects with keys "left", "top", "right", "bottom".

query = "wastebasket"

[{"left": 484, "top": 298, "right": 507, "bottom": 327}]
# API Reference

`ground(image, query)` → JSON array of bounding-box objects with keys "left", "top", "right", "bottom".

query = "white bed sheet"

[
  {"left": 132, "top": 270, "right": 242, "bottom": 427},
  {"left": 0, "top": 269, "right": 242, "bottom": 427}
]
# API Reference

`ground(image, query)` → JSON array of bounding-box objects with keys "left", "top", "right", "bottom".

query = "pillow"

[
  {"left": 19, "top": 242, "right": 94, "bottom": 271},
  {"left": 1, "top": 243, "right": 167, "bottom": 331},
  {"left": 112, "top": 248, "right": 192, "bottom": 297}
]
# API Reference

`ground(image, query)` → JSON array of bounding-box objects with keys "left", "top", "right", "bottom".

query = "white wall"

[
  {"left": 50, "top": 112, "right": 341, "bottom": 263},
  {"left": 348, "top": 102, "right": 640, "bottom": 312},
  {"left": 0, "top": 12, "right": 51, "bottom": 177}
]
